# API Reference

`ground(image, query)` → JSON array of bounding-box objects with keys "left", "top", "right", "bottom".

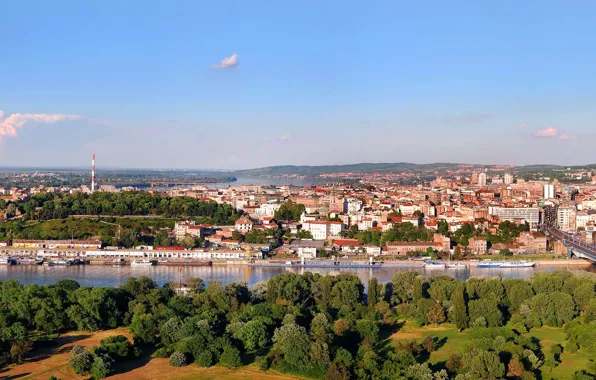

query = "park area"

[
  {"left": 2, "top": 320, "right": 593, "bottom": 380},
  {"left": 389, "top": 321, "right": 594, "bottom": 380},
  {"left": 0, "top": 329, "right": 296, "bottom": 380}
]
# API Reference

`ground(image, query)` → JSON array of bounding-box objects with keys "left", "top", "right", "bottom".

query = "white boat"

[
  {"left": 499, "top": 261, "right": 535, "bottom": 268},
  {"left": 424, "top": 261, "right": 446, "bottom": 269},
  {"left": 131, "top": 260, "right": 155, "bottom": 267},
  {"left": 445, "top": 262, "right": 468, "bottom": 269}
]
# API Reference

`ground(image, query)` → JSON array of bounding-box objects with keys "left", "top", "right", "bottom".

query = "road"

[{"left": 543, "top": 225, "right": 596, "bottom": 262}]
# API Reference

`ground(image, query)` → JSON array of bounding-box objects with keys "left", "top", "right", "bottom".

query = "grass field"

[
  {"left": 389, "top": 321, "right": 467, "bottom": 364},
  {"left": 0, "top": 329, "right": 298, "bottom": 380},
  {"left": 389, "top": 321, "right": 594, "bottom": 379},
  {"left": 526, "top": 326, "right": 593, "bottom": 380}
]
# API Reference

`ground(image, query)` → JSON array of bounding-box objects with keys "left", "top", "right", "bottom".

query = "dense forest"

[
  {"left": 0, "top": 270, "right": 594, "bottom": 379},
  {"left": 0, "top": 191, "right": 241, "bottom": 224}
]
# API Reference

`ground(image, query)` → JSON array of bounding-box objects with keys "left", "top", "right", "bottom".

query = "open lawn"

[
  {"left": 526, "top": 326, "right": 594, "bottom": 380},
  {"left": 389, "top": 321, "right": 467, "bottom": 364},
  {"left": 0, "top": 329, "right": 299, "bottom": 380},
  {"left": 389, "top": 321, "right": 594, "bottom": 379}
]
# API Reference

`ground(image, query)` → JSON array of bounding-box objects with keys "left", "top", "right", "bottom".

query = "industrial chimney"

[{"left": 91, "top": 153, "right": 96, "bottom": 192}]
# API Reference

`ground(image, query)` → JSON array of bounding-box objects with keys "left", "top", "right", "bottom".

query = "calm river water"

[{"left": 1, "top": 264, "right": 594, "bottom": 288}]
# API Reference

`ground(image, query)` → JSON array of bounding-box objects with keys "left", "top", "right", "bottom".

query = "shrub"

[
  {"left": 69, "top": 345, "right": 93, "bottom": 375},
  {"left": 256, "top": 355, "right": 271, "bottom": 371},
  {"left": 218, "top": 346, "right": 242, "bottom": 368},
  {"left": 169, "top": 351, "right": 187, "bottom": 367},
  {"left": 196, "top": 350, "right": 214, "bottom": 367},
  {"left": 90, "top": 353, "right": 113, "bottom": 380},
  {"left": 154, "top": 347, "right": 172, "bottom": 358},
  {"left": 94, "top": 335, "right": 134, "bottom": 361}
]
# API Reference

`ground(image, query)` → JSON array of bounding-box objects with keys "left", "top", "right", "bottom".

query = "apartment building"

[
  {"left": 488, "top": 207, "right": 541, "bottom": 230},
  {"left": 557, "top": 206, "right": 577, "bottom": 231},
  {"left": 468, "top": 237, "right": 487, "bottom": 255}
]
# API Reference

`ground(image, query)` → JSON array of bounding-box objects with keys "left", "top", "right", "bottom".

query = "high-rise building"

[
  {"left": 504, "top": 173, "right": 513, "bottom": 185},
  {"left": 478, "top": 172, "right": 487, "bottom": 187},
  {"left": 543, "top": 184, "right": 555, "bottom": 199},
  {"left": 471, "top": 172, "right": 478, "bottom": 184},
  {"left": 557, "top": 206, "right": 577, "bottom": 231}
]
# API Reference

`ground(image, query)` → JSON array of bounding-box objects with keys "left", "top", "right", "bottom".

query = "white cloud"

[
  {"left": 279, "top": 133, "right": 293, "bottom": 141},
  {"left": 535, "top": 127, "right": 558, "bottom": 137},
  {"left": 211, "top": 53, "right": 239, "bottom": 69},
  {"left": 520, "top": 122, "right": 527, "bottom": 129},
  {"left": 0, "top": 110, "right": 82, "bottom": 140},
  {"left": 558, "top": 134, "right": 570, "bottom": 140}
]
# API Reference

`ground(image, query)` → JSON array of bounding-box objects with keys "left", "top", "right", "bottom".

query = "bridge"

[{"left": 541, "top": 225, "right": 596, "bottom": 262}]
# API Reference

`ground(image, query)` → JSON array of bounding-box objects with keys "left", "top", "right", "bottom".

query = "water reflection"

[{"left": 0, "top": 264, "right": 593, "bottom": 288}]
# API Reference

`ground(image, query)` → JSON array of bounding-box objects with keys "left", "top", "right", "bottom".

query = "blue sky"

[{"left": 1, "top": 1, "right": 595, "bottom": 169}]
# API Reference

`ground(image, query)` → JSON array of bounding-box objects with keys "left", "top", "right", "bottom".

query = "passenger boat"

[
  {"left": 445, "top": 262, "right": 468, "bottom": 269},
  {"left": 499, "top": 261, "right": 535, "bottom": 268},
  {"left": 44, "top": 259, "right": 70, "bottom": 266},
  {"left": 477, "top": 260, "right": 535, "bottom": 268},
  {"left": 477, "top": 260, "right": 502, "bottom": 268},
  {"left": 424, "top": 261, "right": 446, "bottom": 269},
  {"left": 131, "top": 260, "right": 156, "bottom": 267}
]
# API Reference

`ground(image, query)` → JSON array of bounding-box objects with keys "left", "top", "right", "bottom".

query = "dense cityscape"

[
  {"left": 2, "top": 1, "right": 596, "bottom": 379},
  {"left": 1, "top": 161, "right": 596, "bottom": 265}
]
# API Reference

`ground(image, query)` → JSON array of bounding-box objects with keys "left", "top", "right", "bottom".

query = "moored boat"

[
  {"left": 445, "top": 262, "right": 468, "bottom": 269},
  {"left": 0, "top": 257, "right": 16, "bottom": 265},
  {"left": 499, "top": 261, "right": 535, "bottom": 268},
  {"left": 131, "top": 260, "right": 156, "bottom": 267},
  {"left": 477, "top": 260, "right": 502, "bottom": 268},
  {"left": 424, "top": 261, "right": 446, "bottom": 269}
]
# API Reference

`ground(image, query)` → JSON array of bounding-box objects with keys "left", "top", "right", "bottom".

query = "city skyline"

[{"left": 2, "top": 1, "right": 596, "bottom": 169}]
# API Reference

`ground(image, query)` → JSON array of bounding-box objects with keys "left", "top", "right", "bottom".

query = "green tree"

[
  {"left": 233, "top": 320, "right": 270, "bottom": 351},
  {"left": 69, "top": 346, "right": 93, "bottom": 375},
  {"left": 368, "top": 278, "right": 380, "bottom": 309},
  {"left": 452, "top": 285, "right": 469, "bottom": 330},
  {"left": 90, "top": 353, "right": 113, "bottom": 379},
  {"left": 271, "top": 323, "right": 311, "bottom": 371},
  {"left": 219, "top": 346, "right": 242, "bottom": 368}
]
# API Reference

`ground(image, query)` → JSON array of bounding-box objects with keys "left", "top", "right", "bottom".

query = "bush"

[
  {"left": 154, "top": 347, "right": 173, "bottom": 358},
  {"left": 196, "top": 350, "right": 214, "bottom": 367},
  {"left": 218, "top": 346, "right": 242, "bottom": 368},
  {"left": 169, "top": 352, "right": 187, "bottom": 367},
  {"left": 90, "top": 353, "right": 113, "bottom": 380},
  {"left": 69, "top": 345, "right": 93, "bottom": 375},
  {"left": 256, "top": 355, "right": 271, "bottom": 371},
  {"left": 95, "top": 335, "right": 134, "bottom": 360}
]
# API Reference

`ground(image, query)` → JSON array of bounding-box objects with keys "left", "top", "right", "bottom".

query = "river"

[{"left": 1, "top": 264, "right": 594, "bottom": 288}]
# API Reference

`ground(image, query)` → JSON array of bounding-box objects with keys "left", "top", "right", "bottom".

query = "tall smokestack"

[{"left": 91, "top": 154, "right": 95, "bottom": 192}]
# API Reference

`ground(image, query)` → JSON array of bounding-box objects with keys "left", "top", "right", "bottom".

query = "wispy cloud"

[
  {"left": 0, "top": 111, "right": 82, "bottom": 141},
  {"left": 520, "top": 123, "right": 527, "bottom": 129},
  {"left": 279, "top": 133, "right": 293, "bottom": 141},
  {"left": 558, "top": 134, "right": 570, "bottom": 140},
  {"left": 535, "top": 127, "right": 559, "bottom": 137},
  {"left": 212, "top": 53, "right": 239, "bottom": 69}
]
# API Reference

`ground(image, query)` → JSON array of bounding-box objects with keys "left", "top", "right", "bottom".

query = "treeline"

[
  {"left": 0, "top": 218, "right": 175, "bottom": 248},
  {"left": 0, "top": 271, "right": 594, "bottom": 379},
  {"left": 0, "top": 191, "right": 241, "bottom": 224}
]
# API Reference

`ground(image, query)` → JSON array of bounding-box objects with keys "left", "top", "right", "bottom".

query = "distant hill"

[
  {"left": 234, "top": 162, "right": 596, "bottom": 177},
  {"left": 235, "top": 162, "right": 487, "bottom": 176}
]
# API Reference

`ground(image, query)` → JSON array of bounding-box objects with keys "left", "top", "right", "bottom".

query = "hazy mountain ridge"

[{"left": 235, "top": 162, "right": 596, "bottom": 176}]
